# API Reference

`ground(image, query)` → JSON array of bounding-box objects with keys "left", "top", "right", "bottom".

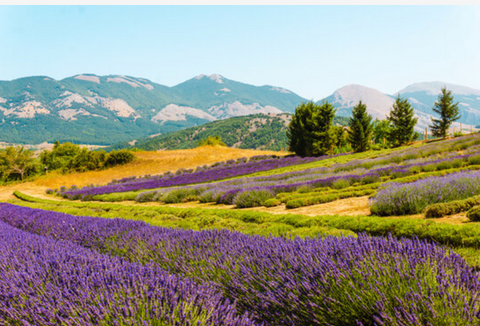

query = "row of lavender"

[
  {"left": 370, "top": 170, "right": 480, "bottom": 216},
  {"left": 59, "top": 154, "right": 342, "bottom": 199},
  {"left": 57, "top": 134, "right": 480, "bottom": 202},
  {"left": 1, "top": 203, "right": 480, "bottom": 325},
  {"left": 133, "top": 140, "right": 480, "bottom": 207}
]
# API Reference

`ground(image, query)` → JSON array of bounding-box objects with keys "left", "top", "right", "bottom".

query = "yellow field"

[{"left": 0, "top": 146, "right": 285, "bottom": 201}]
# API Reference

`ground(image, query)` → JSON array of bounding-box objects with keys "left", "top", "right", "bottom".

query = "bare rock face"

[{"left": 151, "top": 104, "right": 216, "bottom": 122}]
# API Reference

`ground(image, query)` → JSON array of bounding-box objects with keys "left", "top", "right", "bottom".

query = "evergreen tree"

[
  {"left": 332, "top": 125, "right": 348, "bottom": 149},
  {"left": 372, "top": 119, "right": 392, "bottom": 148},
  {"left": 429, "top": 87, "right": 460, "bottom": 139},
  {"left": 348, "top": 101, "right": 373, "bottom": 153},
  {"left": 287, "top": 101, "right": 336, "bottom": 157},
  {"left": 387, "top": 96, "right": 418, "bottom": 147}
]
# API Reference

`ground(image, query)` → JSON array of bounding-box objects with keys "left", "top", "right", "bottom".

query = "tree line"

[
  {"left": 287, "top": 87, "right": 461, "bottom": 156},
  {"left": 0, "top": 142, "right": 135, "bottom": 182}
]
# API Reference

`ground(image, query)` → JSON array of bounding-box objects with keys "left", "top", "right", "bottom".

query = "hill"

[
  {"left": 0, "top": 74, "right": 306, "bottom": 145},
  {"left": 108, "top": 113, "right": 350, "bottom": 151}
]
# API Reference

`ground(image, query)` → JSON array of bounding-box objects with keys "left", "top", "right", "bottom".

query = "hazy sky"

[{"left": 1, "top": 5, "right": 479, "bottom": 99}]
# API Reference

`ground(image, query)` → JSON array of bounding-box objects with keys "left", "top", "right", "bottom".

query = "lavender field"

[
  {"left": 2, "top": 204, "right": 480, "bottom": 325},
  {"left": 5, "top": 134, "right": 480, "bottom": 325}
]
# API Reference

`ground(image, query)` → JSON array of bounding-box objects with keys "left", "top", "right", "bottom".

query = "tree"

[
  {"left": 287, "top": 101, "right": 336, "bottom": 157},
  {"left": 387, "top": 96, "right": 418, "bottom": 147},
  {"left": 347, "top": 101, "right": 373, "bottom": 152},
  {"left": 197, "top": 136, "right": 227, "bottom": 147},
  {"left": 332, "top": 125, "right": 348, "bottom": 149},
  {"left": 429, "top": 87, "right": 460, "bottom": 139},
  {"left": 372, "top": 119, "right": 392, "bottom": 148},
  {"left": 0, "top": 146, "right": 38, "bottom": 181}
]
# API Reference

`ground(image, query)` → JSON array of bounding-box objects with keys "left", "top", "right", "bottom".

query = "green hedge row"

[
  {"left": 14, "top": 191, "right": 480, "bottom": 250},
  {"left": 425, "top": 195, "right": 480, "bottom": 218}
]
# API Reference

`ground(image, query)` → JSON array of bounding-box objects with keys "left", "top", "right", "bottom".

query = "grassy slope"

[{"left": 0, "top": 146, "right": 286, "bottom": 201}]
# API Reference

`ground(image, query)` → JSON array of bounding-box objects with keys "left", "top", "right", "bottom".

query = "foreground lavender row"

[
  {"left": 2, "top": 204, "right": 480, "bottom": 325},
  {"left": 0, "top": 220, "right": 255, "bottom": 326}
]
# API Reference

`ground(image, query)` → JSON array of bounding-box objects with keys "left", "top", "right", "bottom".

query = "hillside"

[
  {"left": 108, "top": 113, "right": 350, "bottom": 151},
  {"left": 0, "top": 74, "right": 306, "bottom": 145}
]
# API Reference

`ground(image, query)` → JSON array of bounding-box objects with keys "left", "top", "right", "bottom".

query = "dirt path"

[
  {"left": 161, "top": 196, "right": 372, "bottom": 216},
  {"left": 0, "top": 183, "right": 48, "bottom": 202}
]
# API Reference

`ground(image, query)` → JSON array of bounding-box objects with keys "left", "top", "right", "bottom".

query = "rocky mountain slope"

[
  {"left": 0, "top": 74, "right": 305, "bottom": 144},
  {"left": 0, "top": 73, "right": 479, "bottom": 145}
]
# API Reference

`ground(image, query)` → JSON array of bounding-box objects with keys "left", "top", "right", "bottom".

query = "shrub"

[
  {"left": 467, "top": 206, "right": 480, "bottom": 221},
  {"left": 264, "top": 198, "right": 282, "bottom": 207},
  {"left": 162, "top": 189, "right": 199, "bottom": 204},
  {"left": 468, "top": 155, "right": 480, "bottom": 166},
  {"left": 331, "top": 179, "right": 350, "bottom": 190},
  {"left": 135, "top": 191, "right": 157, "bottom": 203},
  {"left": 217, "top": 190, "right": 241, "bottom": 205},
  {"left": 390, "top": 169, "right": 411, "bottom": 179},
  {"left": 199, "top": 190, "right": 222, "bottom": 203},
  {"left": 425, "top": 195, "right": 480, "bottom": 218},
  {"left": 105, "top": 150, "right": 136, "bottom": 167},
  {"left": 371, "top": 171, "right": 480, "bottom": 216},
  {"left": 297, "top": 185, "right": 315, "bottom": 193},
  {"left": 233, "top": 189, "right": 274, "bottom": 208},
  {"left": 410, "top": 165, "right": 423, "bottom": 174},
  {"left": 360, "top": 173, "right": 381, "bottom": 184},
  {"left": 435, "top": 160, "right": 454, "bottom": 171},
  {"left": 197, "top": 136, "right": 227, "bottom": 147},
  {"left": 422, "top": 164, "right": 437, "bottom": 172},
  {"left": 285, "top": 199, "right": 304, "bottom": 209}
]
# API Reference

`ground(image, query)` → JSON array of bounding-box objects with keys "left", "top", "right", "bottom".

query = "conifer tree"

[
  {"left": 287, "top": 101, "right": 336, "bottom": 157},
  {"left": 387, "top": 96, "right": 418, "bottom": 147},
  {"left": 347, "top": 101, "right": 373, "bottom": 153},
  {"left": 372, "top": 119, "right": 392, "bottom": 148},
  {"left": 429, "top": 87, "right": 460, "bottom": 139}
]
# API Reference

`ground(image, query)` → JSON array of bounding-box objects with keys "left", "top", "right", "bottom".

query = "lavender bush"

[{"left": 370, "top": 170, "right": 480, "bottom": 216}]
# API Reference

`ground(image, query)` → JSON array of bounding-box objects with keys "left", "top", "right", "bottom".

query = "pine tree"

[
  {"left": 387, "top": 96, "right": 418, "bottom": 147},
  {"left": 287, "top": 101, "right": 336, "bottom": 157},
  {"left": 430, "top": 87, "right": 460, "bottom": 139},
  {"left": 347, "top": 101, "right": 373, "bottom": 153},
  {"left": 372, "top": 119, "right": 392, "bottom": 148}
]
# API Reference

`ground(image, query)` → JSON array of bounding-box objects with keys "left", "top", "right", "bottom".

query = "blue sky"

[{"left": 0, "top": 5, "right": 479, "bottom": 99}]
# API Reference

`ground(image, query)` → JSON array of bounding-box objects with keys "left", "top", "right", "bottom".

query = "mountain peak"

[
  {"left": 73, "top": 74, "right": 101, "bottom": 84},
  {"left": 194, "top": 74, "right": 225, "bottom": 84},
  {"left": 324, "top": 84, "right": 395, "bottom": 120},
  {"left": 397, "top": 81, "right": 480, "bottom": 96}
]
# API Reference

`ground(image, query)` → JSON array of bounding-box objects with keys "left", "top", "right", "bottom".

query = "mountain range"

[{"left": 0, "top": 73, "right": 478, "bottom": 145}]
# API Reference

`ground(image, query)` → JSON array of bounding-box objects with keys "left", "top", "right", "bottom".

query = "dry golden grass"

[
  {"left": 36, "top": 146, "right": 285, "bottom": 189},
  {"left": 0, "top": 146, "right": 285, "bottom": 201}
]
